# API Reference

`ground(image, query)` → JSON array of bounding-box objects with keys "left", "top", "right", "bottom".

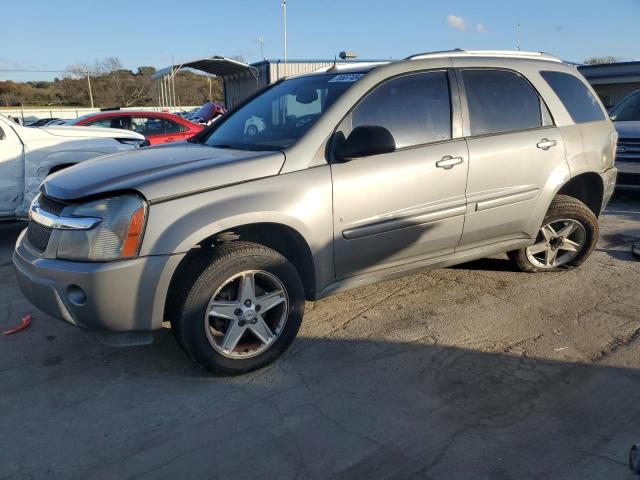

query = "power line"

[{"left": 0, "top": 68, "right": 68, "bottom": 73}]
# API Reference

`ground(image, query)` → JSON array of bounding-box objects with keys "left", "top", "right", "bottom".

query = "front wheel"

[
  {"left": 508, "top": 195, "right": 599, "bottom": 272},
  {"left": 171, "top": 242, "right": 304, "bottom": 374}
]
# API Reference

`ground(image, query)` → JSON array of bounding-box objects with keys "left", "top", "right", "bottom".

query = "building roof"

[
  {"left": 578, "top": 61, "right": 640, "bottom": 78},
  {"left": 151, "top": 56, "right": 256, "bottom": 79}
]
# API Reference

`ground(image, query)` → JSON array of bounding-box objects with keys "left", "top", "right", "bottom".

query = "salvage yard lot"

[{"left": 1, "top": 193, "right": 639, "bottom": 480}]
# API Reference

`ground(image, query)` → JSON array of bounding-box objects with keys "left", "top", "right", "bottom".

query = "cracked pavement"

[{"left": 1, "top": 192, "right": 639, "bottom": 479}]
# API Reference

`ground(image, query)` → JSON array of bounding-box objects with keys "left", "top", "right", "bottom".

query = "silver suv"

[{"left": 14, "top": 50, "right": 617, "bottom": 374}]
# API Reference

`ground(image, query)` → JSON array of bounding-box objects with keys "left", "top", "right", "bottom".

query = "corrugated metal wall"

[
  {"left": 223, "top": 61, "right": 340, "bottom": 108},
  {"left": 269, "top": 61, "right": 336, "bottom": 82}
]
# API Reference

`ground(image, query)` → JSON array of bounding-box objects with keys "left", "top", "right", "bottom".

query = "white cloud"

[
  {"left": 446, "top": 14, "right": 466, "bottom": 31},
  {"left": 475, "top": 23, "right": 487, "bottom": 33}
]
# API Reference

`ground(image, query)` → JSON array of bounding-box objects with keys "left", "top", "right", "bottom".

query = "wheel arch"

[
  {"left": 556, "top": 172, "right": 605, "bottom": 217},
  {"left": 165, "top": 222, "right": 318, "bottom": 324}
]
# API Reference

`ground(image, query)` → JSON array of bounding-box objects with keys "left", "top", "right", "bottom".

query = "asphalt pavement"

[{"left": 1, "top": 192, "right": 639, "bottom": 480}]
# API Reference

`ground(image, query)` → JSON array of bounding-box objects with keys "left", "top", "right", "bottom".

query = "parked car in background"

[
  {"left": 27, "top": 118, "right": 61, "bottom": 127},
  {"left": 66, "top": 110, "right": 203, "bottom": 145},
  {"left": 609, "top": 89, "right": 640, "bottom": 189},
  {"left": 190, "top": 102, "right": 226, "bottom": 125},
  {"left": 0, "top": 113, "right": 146, "bottom": 219},
  {"left": 15, "top": 50, "right": 617, "bottom": 374},
  {"left": 47, "top": 119, "right": 69, "bottom": 126}
]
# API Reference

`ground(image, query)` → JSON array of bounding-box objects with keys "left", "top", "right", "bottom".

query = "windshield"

[
  {"left": 610, "top": 90, "right": 640, "bottom": 121},
  {"left": 203, "top": 73, "right": 364, "bottom": 150}
]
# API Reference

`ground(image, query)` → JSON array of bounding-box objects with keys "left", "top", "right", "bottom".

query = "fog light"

[{"left": 66, "top": 285, "right": 87, "bottom": 306}]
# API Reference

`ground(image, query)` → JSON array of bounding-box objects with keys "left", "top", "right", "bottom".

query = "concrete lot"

[{"left": 1, "top": 192, "right": 639, "bottom": 480}]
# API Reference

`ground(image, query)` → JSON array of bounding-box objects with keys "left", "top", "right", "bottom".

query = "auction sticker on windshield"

[{"left": 329, "top": 74, "right": 365, "bottom": 82}]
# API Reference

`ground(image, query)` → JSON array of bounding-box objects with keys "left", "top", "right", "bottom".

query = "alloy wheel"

[
  {"left": 204, "top": 270, "right": 289, "bottom": 359},
  {"left": 525, "top": 219, "right": 587, "bottom": 269}
]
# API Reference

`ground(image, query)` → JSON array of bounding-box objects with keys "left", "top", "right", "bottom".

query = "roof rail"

[{"left": 406, "top": 49, "right": 563, "bottom": 63}]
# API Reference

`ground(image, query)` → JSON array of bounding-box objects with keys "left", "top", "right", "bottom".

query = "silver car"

[
  {"left": 14, "top": 50, "right": 617, "bottom": 374},
  {"left": 609, "top": 89, "right": 640, "bottom": 189}
]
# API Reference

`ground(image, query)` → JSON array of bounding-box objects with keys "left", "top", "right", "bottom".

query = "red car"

[{"left": 67, "top": 110, "right": 204, "bottom": 145}]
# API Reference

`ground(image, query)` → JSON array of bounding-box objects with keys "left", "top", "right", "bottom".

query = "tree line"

[{"left": 0, "top": 57, "right": 223, "bottom": 108}]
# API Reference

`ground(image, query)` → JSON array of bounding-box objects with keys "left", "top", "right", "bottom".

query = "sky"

[{"left": 1, "top": 0, "right": 639, "bottom": 82}]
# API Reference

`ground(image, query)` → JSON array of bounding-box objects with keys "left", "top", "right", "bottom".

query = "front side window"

[
  {"left": 334, "top": 71, "right": 452, "bottom": 150},
  {"left": 541, "top": 71, "right": 606, "bottom": 124},
  {"left": 463, "top": 69, "right": 543, "bottom": 136},
  {"left": 203, "top": 73, "right": 359, "bottom": 150},
  {"left": 609, "top": 90, "right": 640, "bottom": 122}
]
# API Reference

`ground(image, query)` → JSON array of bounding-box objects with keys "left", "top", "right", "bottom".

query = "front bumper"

[
  {"left": 14, "top": 228, "right": 184, "bottom": 332},
  {"left": 600, "top": 166, "right": 618, "bottom": 211}
]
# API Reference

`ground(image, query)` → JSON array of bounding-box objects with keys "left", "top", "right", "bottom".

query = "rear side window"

[
  {"left": 540, "top": 71, "right": 606, "bottom": 123},
  {"left": 338, "top": 71, "right": 452, "bottom": 149},
  {"left": 462, "top": 69, "right": 543, "bottom": 136},
  {"left": 87, "top": 116, "right": 129, "bottom": 130}
]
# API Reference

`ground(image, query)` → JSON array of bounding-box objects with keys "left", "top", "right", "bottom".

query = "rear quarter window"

[{"left": 540, "top": 71, "right": 606, "bottom": 124}]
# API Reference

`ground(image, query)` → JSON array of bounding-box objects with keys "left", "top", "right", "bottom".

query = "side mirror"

[{"left": 338, "top": 125, "right": 396, "bottom": 160}]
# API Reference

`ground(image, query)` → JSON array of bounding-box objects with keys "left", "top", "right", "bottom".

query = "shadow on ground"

[{"left": 1, "top": 328, "right": 639, "bottom": 480}]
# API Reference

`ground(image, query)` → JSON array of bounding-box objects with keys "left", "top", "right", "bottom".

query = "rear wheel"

[
  {"left": 508, "top": 195, "right": 599, "bottom": 272},
  {"left": 171, "top": 242, "right": 304, "bottom": 374}
]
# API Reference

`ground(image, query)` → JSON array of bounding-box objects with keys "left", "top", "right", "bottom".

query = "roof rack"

[{"left": 406, "top": 49, "right": 563, "bottom": 63}]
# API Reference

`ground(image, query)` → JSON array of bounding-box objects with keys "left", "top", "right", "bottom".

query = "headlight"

[
  {"left": 57, "top": 195, "right": 147, "bottom": 261},
  {"left": 116, "top": 138, "right": 150, "bottom": 148}
]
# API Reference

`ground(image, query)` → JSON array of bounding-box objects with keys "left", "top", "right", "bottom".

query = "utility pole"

[
  {"left": 516, "top": 23, "right": 521, "bottom": 51},
  {"left": 86, "top": 70, "right": 94, "bottom": 108},
  {"left": 281, "top": 0, "right": 287, "bottom": 77},
  {"left": 259, "top": 37, "right": 265, "bottom": 61}
]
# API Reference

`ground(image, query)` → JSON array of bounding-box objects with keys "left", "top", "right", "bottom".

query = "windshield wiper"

[{"left": 209, "top": 144, "right": 234, "bottom": 149}]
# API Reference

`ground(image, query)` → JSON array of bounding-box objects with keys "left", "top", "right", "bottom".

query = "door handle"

[
  {"left": 436, "top": 156, "right": 464, "bottom": 169},
  {"left": 536, "top": 138, "right": 557, "bottom": 150}
]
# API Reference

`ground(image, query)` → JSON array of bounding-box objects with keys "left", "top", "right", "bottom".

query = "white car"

[{"left": 0, "top": 114, "right": 147, "bottom": 219}]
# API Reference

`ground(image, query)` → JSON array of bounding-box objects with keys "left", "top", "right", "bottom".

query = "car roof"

[
  {"left": 292, "top": 50, "right": 566, "bottom": 80},
  {"left": 78, "top": 110, "right": 182, "bottom": 119}
]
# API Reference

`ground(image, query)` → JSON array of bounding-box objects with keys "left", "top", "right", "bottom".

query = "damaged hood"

[
  {"left": 41, "top": 142, "right": 286, "bottom": 202},
  {"left": 39, "top": 125, "right": 144, "bottom": 140}
]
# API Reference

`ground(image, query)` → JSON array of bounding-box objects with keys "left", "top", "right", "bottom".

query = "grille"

[
  {"left": 617, "top": 172, "right": 640, "bottom": 186},
  {"left": 27, "top": 221, "right": 52, "bottom": 252},
  {"left": 617, "top": 137, "right": 640, "bottom": 163},
  {"left": 38, "top": 194, "right": 68, "bottom": 215}
]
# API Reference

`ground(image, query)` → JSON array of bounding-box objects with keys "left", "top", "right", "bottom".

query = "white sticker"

[{"left": 329, "top": 73, "right": 365, "bottom": 83}]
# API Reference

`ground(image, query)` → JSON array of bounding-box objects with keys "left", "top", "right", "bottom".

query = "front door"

[
  {"left": 456, "top": 68, "right": 568, "bottom": 249},
  {"left": 330, "top": 70, "right": 469, "bottom": 279},
  {"left": 0, "top": 118, "right": 24, "bottom": 216}
]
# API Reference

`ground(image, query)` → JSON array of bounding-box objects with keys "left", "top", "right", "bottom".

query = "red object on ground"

[{"left": 3, "top": 315, "right": 32, "bottom": 336}]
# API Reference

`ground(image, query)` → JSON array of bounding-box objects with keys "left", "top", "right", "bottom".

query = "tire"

[
  {"left": 508, "top": 195, "right": 599, "bottom": 273},
  {"left": 170, "top": 242, "right": 304, "bottom": 374}
]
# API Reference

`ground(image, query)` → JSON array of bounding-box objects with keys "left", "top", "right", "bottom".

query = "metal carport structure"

[{"left": 151, "top": 56, "right": 261, "bottom": 110}]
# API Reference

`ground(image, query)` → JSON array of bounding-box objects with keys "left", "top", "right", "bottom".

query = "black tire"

[
  {"left": 508, "top": 195, "right": 599, "bottom": 273},
  {"left": 170, "top": 242, "right": 304, "bottom": 375}
]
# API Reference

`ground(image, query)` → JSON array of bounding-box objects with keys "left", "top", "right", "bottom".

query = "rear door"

[
  {"left": 457, "top": 68, "right": 568, "bottom": 249},
  {"left": 331, "top": 70, "right": 469, "bottom": 278},
  {"left": 131, "top": 116, "right": 186, "bottom": 144}
]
